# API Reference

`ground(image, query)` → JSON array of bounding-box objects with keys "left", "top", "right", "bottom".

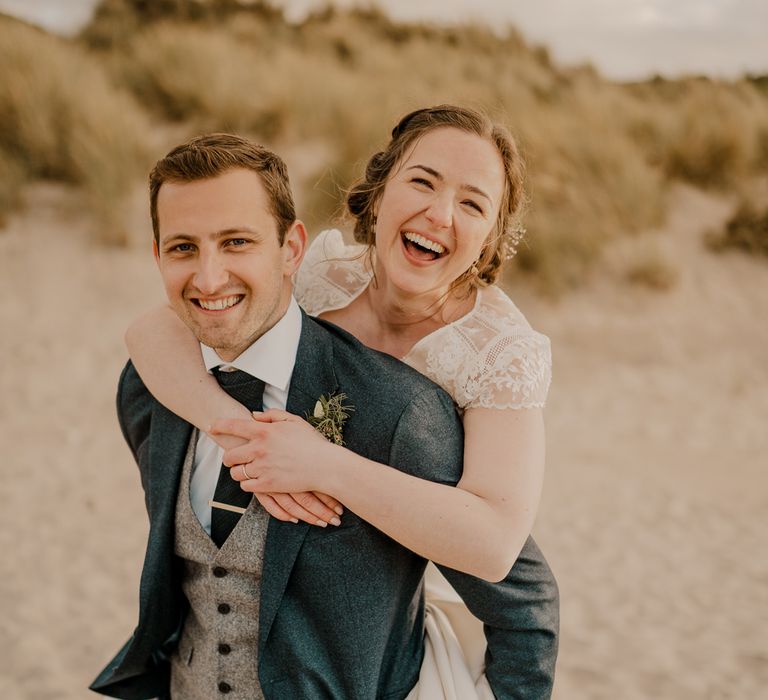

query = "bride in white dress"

[{"left": 127, "top": 105, "right": 557, "bottom": 698}]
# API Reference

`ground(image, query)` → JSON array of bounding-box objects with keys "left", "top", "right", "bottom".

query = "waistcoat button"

[
  {"left": 213, "top": 566, "right": 228, "bottom": 578},
  {"left": 218, "top": 643, "right": 231, "bottom": 655},
  {"left": 218, "top": 681, "right": 232, "bottom": 693},
  {"left": 217, "top": 603, "right": 231, "bottom": 614}
]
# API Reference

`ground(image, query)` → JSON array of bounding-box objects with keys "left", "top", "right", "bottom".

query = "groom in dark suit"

[{"left": 90, "top": 134, "right": 558, "bottom": 699}]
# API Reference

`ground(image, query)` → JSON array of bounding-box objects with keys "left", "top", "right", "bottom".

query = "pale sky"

[{"left": 1, "top": 0, "right": 766, "bottom": 80}]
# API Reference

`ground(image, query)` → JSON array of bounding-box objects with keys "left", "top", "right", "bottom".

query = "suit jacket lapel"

[
  {"left": 138, "top": 403, "right": 191, "bottom": 636},
  {"left": 149, "top": 403, "right": 192, "bottom": 519},
  {"left": 259, "top": 313, "right": 339, "bottom": 654}
]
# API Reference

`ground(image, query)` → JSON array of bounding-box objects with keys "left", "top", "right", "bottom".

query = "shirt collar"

[{"left": 200, "top": 296, "right": 302, "bottom": 391}]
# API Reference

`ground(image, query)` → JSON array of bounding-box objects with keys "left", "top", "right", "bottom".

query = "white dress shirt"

[{"left": 189, "top": 297, "right": 303, "bottom": 534}]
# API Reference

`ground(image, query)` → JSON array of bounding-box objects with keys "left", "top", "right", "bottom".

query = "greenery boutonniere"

[{"left": 307, "top": 392, "right": 354, "bottom": 446}]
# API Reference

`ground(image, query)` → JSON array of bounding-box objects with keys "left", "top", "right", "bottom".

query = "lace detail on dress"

[
  {"left": 294, "top": 229, "right": 370, "bottom": 317},
  {"left": 295, "top": 230, "right": 552, "bottom": 410},
  {"left": 404, "top": 286, "right": 551, "bottom": 410}
]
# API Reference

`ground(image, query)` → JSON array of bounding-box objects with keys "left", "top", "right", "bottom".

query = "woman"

[{"left": 127, "top": 105, "right": 556, "bottom": 697}]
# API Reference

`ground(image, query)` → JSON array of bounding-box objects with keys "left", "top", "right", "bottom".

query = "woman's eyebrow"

[
  {"left": 407, "top": 164, "right": 492, "bottom": 204},
  {"left": 407, "top": 164, "right": 442, "bottom": 180},
  {"left": 463, "top": 184, "right": 492, "bottom": 204}
]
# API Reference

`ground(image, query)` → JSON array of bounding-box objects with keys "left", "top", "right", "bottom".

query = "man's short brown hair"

[{"left": 149, "top": 133, "right": 296, "bottom": 244}]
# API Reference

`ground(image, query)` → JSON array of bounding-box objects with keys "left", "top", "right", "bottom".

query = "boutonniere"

[{"left": 307, "top": 392, "right": 354, "bottom": 446}]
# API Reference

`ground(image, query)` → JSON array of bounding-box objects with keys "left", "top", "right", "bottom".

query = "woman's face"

[{"left": 373, "top": 127, "right": 505, "bottom": 301}]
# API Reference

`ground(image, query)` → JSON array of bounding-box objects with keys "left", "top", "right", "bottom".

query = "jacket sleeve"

[
  {"left": 116, "top": 360, "right": 154, "bottom": 508},
  {"left": 387, "top": 385, "right": 559, "bottom": 699},
  {"left": 387, "top": 387, "right": 464, "bottom": 486},
  {"left": 437, "top": 539, "right": 559, "bottom": 699}
]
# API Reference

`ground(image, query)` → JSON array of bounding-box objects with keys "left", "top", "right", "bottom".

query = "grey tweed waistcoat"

[{"left": 171, "top": 433, "right": 270, "bottom": 700}]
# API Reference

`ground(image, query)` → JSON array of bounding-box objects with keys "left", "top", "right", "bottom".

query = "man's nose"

[
  {"left": 193, "top": 252, "right": 229, "bottom": 295},
  {"left": 425, "top": 193, "right": 453, "bottom": 229}
]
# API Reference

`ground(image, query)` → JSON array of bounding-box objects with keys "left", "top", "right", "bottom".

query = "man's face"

[{"left": 154, "top": 168, "right": 306, "bottom": 361}]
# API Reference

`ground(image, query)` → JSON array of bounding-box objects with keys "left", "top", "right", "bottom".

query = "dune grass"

[
  {"left": 624, "top": 241, "right": 678, "bottom": 290},
  {"left": 626, "top": 78, "right": 768, "bottom": 188},
  {"left": 0, "top": 14, "right": 153, "bottom": 243},
  {"left": 0, "top": 146, "right": 27, "bottom": 227},
  {"left": 2, "top": 2, "right": 767, "bottom": 287},
  {"left": 707, "top": 202, "right": 768, "bottom": 257}
]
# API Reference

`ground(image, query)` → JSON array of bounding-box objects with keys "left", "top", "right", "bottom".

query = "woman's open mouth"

[{"left": 401, "top": 231, "right": 447, "bottom": 262}]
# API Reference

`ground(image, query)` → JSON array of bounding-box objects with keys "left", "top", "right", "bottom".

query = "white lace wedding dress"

[{"left": 295, "top": 230, "right": 552, "bottom": 699}]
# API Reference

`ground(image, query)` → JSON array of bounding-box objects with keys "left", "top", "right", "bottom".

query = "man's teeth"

[
  {"left": 198, "top": 296, "right": 241, "bottom": 311},
  {"left": 403, "top": 232, "right": 446, "bottom": 255}
]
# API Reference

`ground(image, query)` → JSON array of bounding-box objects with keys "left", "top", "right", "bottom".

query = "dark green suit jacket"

[{"left": 91, "top": 314, "right": 558, "bottom": 699}]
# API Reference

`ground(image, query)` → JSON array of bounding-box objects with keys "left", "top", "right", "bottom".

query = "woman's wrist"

[{"left": 318, "top": 441, "right": 359, "bottom": 500}]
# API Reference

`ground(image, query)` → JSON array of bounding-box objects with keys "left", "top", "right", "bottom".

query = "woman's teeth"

[
  {"left": 403, "top": 232, "right": 446, "bottom": 255},
  {"left": 198, "top": 295, "right": 242, "bottom": 310}
]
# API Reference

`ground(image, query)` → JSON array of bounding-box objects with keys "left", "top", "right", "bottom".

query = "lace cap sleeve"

[
  {"left": 294, "top": 229, "right": 369, "bottom": 316},
  {"left": 466, "top": 327, "right": 552, "bottom": 410},
  {"left": 408, "top": 286, "right": 552, "bottom": 410}
]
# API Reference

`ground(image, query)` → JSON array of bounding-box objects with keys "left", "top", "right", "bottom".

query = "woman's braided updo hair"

[{"left": 346, "top": 105, "right": 526, "bottom": 288}]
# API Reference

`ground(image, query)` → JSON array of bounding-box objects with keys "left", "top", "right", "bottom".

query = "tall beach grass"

[
  {"left": 0, "top": 15, "right": 153, "bottom": 243},
  {"left": 2, "top": 2, "right": 767, "bottom": 286}
]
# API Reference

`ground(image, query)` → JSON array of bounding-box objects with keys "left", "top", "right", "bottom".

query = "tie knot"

[{"left": 213, "top": 368, "right": 266, "bottom": 410}]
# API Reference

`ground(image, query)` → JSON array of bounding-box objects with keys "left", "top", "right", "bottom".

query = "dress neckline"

[
  {"left": 401, "top": 287, "right": 483, "bottom": 363},
  {"left": 317, "top": 253, "right": 484, "bottom": 362}
]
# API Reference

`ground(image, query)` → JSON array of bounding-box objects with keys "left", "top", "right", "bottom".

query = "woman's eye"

[
  {"left": 411, "top": 177, "right": 433, "bottom": 188},
  {"left": 463, "top": 200, "right": 484, "bottom": 214}
]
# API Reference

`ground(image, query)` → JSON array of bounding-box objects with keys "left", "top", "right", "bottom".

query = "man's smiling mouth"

[{"left": 194, "top": 295, "right": 243, "bottom": 311}]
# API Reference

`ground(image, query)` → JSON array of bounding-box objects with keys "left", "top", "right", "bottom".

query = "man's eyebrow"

[
  {"left": 160, "top": 233, "right": 195, "bottom": 247},
  {"left": 160, "top": 226, "right": 262, "bottom": 248},
  {"left": 214, "top": 227, "right": 262, "bottom": 238},
  {"left": 162, "top": 227, "right": 261, "bottom": 243},
  {"left": 405, "top": 164, "right": 493, "bottom": 203}
]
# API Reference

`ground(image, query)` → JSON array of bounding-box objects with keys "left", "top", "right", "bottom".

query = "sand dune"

[{"left": 1, "top": 183, "right": 765, "bottom": 698}]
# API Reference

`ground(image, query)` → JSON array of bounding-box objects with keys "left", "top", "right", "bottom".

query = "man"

[{"left": 91, "top": 134, "right": 558, "bottom": 699}]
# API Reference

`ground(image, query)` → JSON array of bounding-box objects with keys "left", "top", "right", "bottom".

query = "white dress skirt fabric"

[{"left": 405, "top": 565, "right": 495, "bottom": 700}]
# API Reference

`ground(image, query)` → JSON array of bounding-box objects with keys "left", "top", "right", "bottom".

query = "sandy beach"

[{"left": 1, "top": 181, "right": 766, "bottom": 699}]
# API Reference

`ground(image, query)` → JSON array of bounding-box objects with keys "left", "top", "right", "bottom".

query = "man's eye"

[
  {"left": 172, "top": 243, "right": 194, "bottom": 253},
  {"left": 226, "top": 238, "right": 248, "bottom": 247}
]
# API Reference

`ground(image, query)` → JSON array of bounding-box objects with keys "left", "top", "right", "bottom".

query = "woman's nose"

[{"left": 425, "top": 193, "right": 453, "bottom": 228}]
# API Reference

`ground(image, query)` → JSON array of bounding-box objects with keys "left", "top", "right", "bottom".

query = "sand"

[{"left": 1, "top": 182, "right": 766, "bottom": 699}]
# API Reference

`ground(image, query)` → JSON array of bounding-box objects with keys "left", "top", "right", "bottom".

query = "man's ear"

[
  {"left": 281, "top": 220, "right": 308, "bottom": 276},
  {"left": 152, "top": 238, "right": 161, "bottom": 266}
]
